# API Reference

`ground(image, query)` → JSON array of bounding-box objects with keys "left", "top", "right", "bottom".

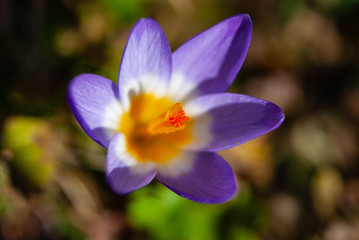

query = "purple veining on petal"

[
  {"left": 67, "top": 73, "right": 120, "bottom": 148},
  {"left": 118, "top": 18, "right": 172, "bottom": 104},
  {"left": 171, "top": 14, "right": 252, "bottom": 101},
  {"left": 186, "top": 93, "right": 285, "bottom": 151}
]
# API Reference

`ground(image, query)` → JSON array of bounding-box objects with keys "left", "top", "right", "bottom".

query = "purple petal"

[
  {"left": 106, "top": 133, "right": 157, "bottom": 194},
  {"left": 156, "top": 152, "right": 237, "bottom": 203},
  {"left": 119, "top": 18, "right": 172, "bottom": 105},
  {"left": 169, "top": 14, "right": 252, "bottom": 101},
  {"left": 185, "top": 93, "right": 284, "bottom": 151},
  {"left": 68, "top": 74, "right": 122, "bottom": 148}
]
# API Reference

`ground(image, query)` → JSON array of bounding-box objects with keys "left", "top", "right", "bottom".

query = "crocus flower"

[{"left": 68, "top": 14, "right": 284, "bottom": 203}]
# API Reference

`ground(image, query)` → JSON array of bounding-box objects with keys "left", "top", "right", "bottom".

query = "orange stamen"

[{"left": 147, "top": 103, "right": 190, "bottom": 135}]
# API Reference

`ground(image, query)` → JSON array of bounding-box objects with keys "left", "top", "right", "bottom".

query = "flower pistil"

[{"left": 147, "top": 103, "right": 190, "bottom": 135}]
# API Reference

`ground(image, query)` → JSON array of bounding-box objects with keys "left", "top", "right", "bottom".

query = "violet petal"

[
  {"left": 156, "top": 151, "right": 237, "bottom": 203},
  {"left": 170, "top": 14, "right": 252, "bottom": 101},
  {"left": 185, "top": 93, "right": 284, "bottom": 151},
  {"left": 118, "top": 18, "right": 172, "bottom": 106},
  {"left": 106, "top": 133, "right": 157, "bottom": 194},
  {"left": 68, "top": 73, "right": 121, "bottom": 148}
]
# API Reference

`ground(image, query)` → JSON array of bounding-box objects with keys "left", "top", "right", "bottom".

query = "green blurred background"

[{"left": 1, "top": 0, "right": 359, "bottom": 239}]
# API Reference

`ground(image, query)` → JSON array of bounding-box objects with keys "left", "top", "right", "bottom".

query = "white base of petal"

[
  {"left": 108, "top": 134, "right": 156, "bottom": 175},
  {"left": 156, "top": 151, "right": 196, "bottom": 177},
  {"left": 120, "top": 74, "right": 169, "bottom": 110},
  {"left": 102, "top": 99, "right": 124, "bottom": 141},
  {"left": 168, "top": 72, "right": 199, "bottom": 102}
]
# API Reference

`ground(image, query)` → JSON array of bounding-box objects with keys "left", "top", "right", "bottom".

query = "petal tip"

[
  {"left": 131, "top": 17, "right": 162, "bottom": 32},
  {"left": 227, "top": 13, "right": 253, "bottom": 29},
  {"left": 268, "top": 102, "right": 285, "bottom": 130},
  {"left": 242, "top": 13, "right": 252, "bottom": 23}
]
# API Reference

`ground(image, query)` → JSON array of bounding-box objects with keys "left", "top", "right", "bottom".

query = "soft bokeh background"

[{"left": 1, "top": 0, "right": 359, "bottom": 239}]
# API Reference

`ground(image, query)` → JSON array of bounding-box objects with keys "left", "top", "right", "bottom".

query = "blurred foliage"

[
  {"left": 99, "top": 0, "right": 146, "bottom": 23},
  {"left": 1, "top": 0, "right": 359, "bottom": 239},
  {"left": 3, "top": 117, "right": 56, "bottom": 187},
  {"left": 128, "top": 184, "right": 267, "bottom": 240}
]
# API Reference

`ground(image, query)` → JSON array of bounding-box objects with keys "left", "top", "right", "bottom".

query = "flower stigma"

[
  {"left": 119, "top": 94, "right": 192, "bottom": 163},
  {"left": 147, "top": 103, "right": 190, "bottom": 135}
]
